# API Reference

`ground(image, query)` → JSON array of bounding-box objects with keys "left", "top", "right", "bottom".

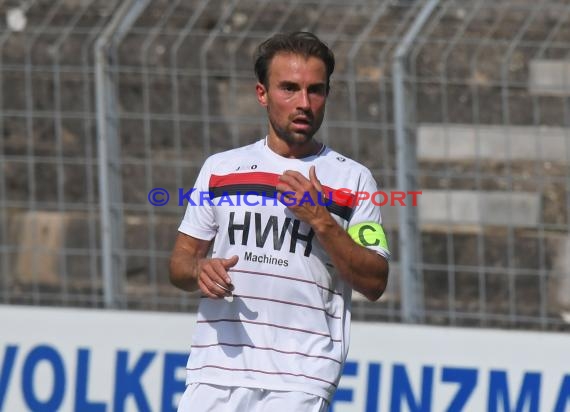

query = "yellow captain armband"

[{"left": 347, "top": 222, "right": 389, "bottom": 251}]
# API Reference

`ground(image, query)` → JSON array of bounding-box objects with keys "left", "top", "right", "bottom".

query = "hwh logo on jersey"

[{"left": 227, "top": 212, "right": 314, "bottom": 257}]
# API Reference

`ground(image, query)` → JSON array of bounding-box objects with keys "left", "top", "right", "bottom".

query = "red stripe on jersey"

[
  {"left": 210, "top": 172, "right": 279, "bottom": 187},
  {"left": 209, "top": 172, "right": 357, "bottom": 207}
]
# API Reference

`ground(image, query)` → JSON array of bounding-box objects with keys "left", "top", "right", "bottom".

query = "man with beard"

[{"left": 170, "top": 31, "right": 390, "bottom": 412}]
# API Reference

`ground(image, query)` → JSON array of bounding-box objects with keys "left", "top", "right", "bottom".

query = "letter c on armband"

[{"left": 347, "top": 222, "right": 389, "bottom": 250}]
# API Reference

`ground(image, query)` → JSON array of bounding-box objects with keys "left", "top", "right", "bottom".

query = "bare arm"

[
  {"left": 169, "top": 232, "right": 238, "bottom": 298},
  {"left": 308, "top": 214, "right": 388, "bottom": 301},
  {"left": 277, "top": 166, "right": 389, "bottom": 301}
]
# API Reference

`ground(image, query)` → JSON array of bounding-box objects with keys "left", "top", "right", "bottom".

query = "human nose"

[{"left": 297, "top": 89, "right": 310, "bottom": 110}]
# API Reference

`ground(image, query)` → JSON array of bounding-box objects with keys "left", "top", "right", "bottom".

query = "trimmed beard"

[{"left": 268, "top": 114, "right": 315, "bottom": 146}]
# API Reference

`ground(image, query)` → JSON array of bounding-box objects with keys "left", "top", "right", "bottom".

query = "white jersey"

[{"left": 178, "top": 138, "right": 390, "bottom": 401}]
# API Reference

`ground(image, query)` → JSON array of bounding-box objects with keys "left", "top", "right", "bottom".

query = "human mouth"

[
  {"left": 292, "top": 116, "right": 312, "bottom": 127},
  {"left": 291, "top": 122, "right": 312, "bottom": 133}
]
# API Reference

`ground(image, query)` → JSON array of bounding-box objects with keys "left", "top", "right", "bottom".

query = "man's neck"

[{"left": 266, "top": 135, "right": 323, "bottom": 159}]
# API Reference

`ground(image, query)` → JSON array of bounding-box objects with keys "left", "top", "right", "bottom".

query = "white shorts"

[{"left": 177, "top": 383, "right": 329, "bottom": 412}]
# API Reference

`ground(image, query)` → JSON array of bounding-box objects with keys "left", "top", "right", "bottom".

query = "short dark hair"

[{"left": 254, "top": 31, "right": 335, "bottom": 94}]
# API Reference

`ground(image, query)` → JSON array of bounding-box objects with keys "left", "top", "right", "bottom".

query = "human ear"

[{"left": 256, "top": 82, "right": 268, "bottom": 107}]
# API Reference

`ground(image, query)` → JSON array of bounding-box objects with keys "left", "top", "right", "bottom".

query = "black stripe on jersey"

[
  {"left": 209, "top": 184, "right": 353, "bottom": 221},
  {"left": 210, "top": 184, "right": 276, "bottom": 199},
  {"left": 326, "top": 203, "right": 353, "bottom": 222}
]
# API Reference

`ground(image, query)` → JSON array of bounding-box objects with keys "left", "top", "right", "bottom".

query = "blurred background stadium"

[{"left": 2, "top": 0, "right": 570, "bottom": 332}]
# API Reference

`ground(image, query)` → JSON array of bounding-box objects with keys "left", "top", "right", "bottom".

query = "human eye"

[
  {"left": 309, "top": 84, "right": 326, "bottom": 96},
  {"left": 280, "top": 82, "right": 297, "bottom": 92}
]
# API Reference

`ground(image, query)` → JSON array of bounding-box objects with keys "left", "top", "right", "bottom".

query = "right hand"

[{"left": 197, "top": 255, "right": 239, "bottom": 299}]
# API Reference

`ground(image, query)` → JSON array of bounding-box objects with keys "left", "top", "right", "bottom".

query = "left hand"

[{"left": 276, "top": 166, "right": 330, "bottom": 227}]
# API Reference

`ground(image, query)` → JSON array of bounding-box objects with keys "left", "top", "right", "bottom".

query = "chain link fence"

[{"left": 1, "top": 0, "right": 570, "bottom": 331}]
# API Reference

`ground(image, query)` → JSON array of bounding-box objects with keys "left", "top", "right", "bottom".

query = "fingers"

[
  {"left": 276, "top": 172, "right": 299, "bottom": 194},
  {"left": 279, "top": 168, "right": 322, "bottom": 192},
  {"left": 309, "top": 166, "right": 323, "bottom": 192},
  {"left": 277, "top": 169, "right": 324, "bottom": 208},
  {"left": 276, "top": 173, "right": 300, "bottom": 204},
  {"left": 279, "top": 170, "right": 306, "bottom": 188},
  {"left": 277, "top": 170, "right": 314, "bottom": 196},
  {"left": 223, "top": 255, "right": 239, "bottom": 271},
  {"left": 198, "top": 257, "right": 237, "bottom": 299}
]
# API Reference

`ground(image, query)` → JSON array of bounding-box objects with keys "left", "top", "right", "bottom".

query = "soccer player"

[{"left": 169, "top": 31, "right": 390, "bottom": 412}]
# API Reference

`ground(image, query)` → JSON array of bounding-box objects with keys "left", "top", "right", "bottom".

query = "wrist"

[
  {"left": 193, "top": 257, "right": 207, "bottom": 280},
  {"left": 312, "top": 213, "right": 338, "bottom": 235}
]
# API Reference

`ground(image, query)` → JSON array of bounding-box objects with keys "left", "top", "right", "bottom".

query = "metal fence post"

[
  {"left": 393, "top": 0, "right": 441, "bottom": 323},
  {"left": 95, "top": 0, "right": 150, "bottom": 308}
]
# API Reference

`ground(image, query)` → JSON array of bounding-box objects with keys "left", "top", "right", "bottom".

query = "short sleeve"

[
  {"left": 178, "top": 157, "right": 218, "bottom": 240},
  {"left": 347, "top": 171, "right": 391, "bottom": 261}
]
